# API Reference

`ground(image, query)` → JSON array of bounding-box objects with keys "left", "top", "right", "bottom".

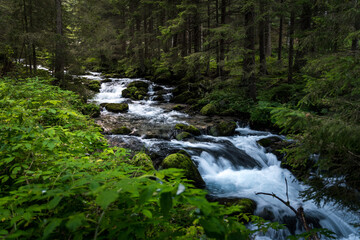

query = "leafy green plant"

[{"left": 0, "top": 77, "right": 285, "bottom": 239}]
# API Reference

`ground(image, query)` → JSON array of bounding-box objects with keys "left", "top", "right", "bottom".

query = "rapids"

[{"left": 84, "top": 72, "right": 359, "bottom": 240}]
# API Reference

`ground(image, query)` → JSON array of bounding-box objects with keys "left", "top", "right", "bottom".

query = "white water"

[{"left": 86, "top": 73, "right": 359, "bottom": 240}]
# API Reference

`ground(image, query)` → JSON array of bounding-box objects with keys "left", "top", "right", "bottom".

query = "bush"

[{"left": 0, "top": 77, "right": 281, "bottom": 239}]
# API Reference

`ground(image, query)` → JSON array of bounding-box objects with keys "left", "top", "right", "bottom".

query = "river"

[{"left": 83, "top": 72, "right": 359, "bottom": 240}]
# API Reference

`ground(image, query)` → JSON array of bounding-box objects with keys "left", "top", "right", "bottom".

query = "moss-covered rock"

[
  {"left": 209, "top": 121, "right": 237, "bottom": 136},
  {"left": 101, "top": 79, "right": 112, "bottom": 84},
  {"left": 112, "top": 126, "right": 132, "bottom": 135},
  {"left": 161, "top": 153, "right": 205, "bottom": 188},
  {"left": 200, "top": 103, "right": 217, "bottom": 116},
  {"left": 172, "top": 91, "right": 195, "bottom": 104},
  {"left": 127, "top": 81, "right": 149, "bottom": 89},
  {"left": 131, "top": 153, "right": 155, "bottom": 172},
  {"left": 81, "top": 103, "right": 100, "bottom": 118},
  {"left": 122, "top": 85, "right": 148, "bottom": 100},
  {"left": 175, "top": 124, "right": 201, "bottom": 136},
  {"left": 176, "top": 132, "right": 192, "bottom": 141},
  {"left": 104, "top": 103, "right": 129, "bottom": 113},
  {"left": 173, "top": 105, "right": 185, "bottom": 111},
  {"left": 87, "top": 80, "right": 101, "bottom": 92}
]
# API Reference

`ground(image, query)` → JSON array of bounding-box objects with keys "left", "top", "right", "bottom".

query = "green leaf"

[
  {"left": 43, "top": 218, "right": 62, "bottom": 239},
  {"left": 142, "top": 209, "right": 152, "bottom": 219},
  {"left": 139, "top": 185, "right": 156, "bottom": 205},
  {"left": 160, "top": 191, "right": 172, "bottom": 217},
  {"left": 48, "top": 196, "right": 62, "bottom": 210},
  {"left": 95, "top": 190, "right": 118, "bottom": 209},
  {"left": 66, "top": 213, "right": 86, "bottom": 232}
]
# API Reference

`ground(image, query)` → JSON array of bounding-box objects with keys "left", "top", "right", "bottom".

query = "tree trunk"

[
  {"left": 259, "top": 0, "right": 267, "bottom": 75},
  {"left": 278, "top": 0, "right": 283, "bottom": 62},
  {"left": 243, "top": 2, "right": 256, "bottom": 101},
  {"left": 219, "top": 0, "right": 226, "bottom": 77},
  {"left": 288, "top": 10, "right": 295, "bottom": 83},
  {"left": 54, "top": 0, "right": 64, "bottom": 85},
  {"left": 29, "top": 0, "right": 36, "bottom": 74},
  {"left": 265, "top": 17, "right": 272, "bottom": 57}
]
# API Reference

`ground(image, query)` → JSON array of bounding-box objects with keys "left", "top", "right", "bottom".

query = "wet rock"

[
  {"left": 87, "top": 80, "right": 101, "bottom": 92},
  {"left": 131, "top": 153, "right": 155, "bottom": 172},
  {"left": 153, "top": 86, "right": 164, "bottom": 91},
  {"left": 172, "top": 91, "right": 195, "bottom": 104},
  {"left": 161, "top": 153, "right": 206, "bottom": 189},
  {"left": 112, "top": 126, "right": 132, "bottom": 135},
  {"left": 127, "top": 81, "right": 149, "bottom": 89},
  {"left": 154, "top": 95, "right": 164, "bottom": 102},
  {"left": 257, "top": 136, "right": 290, "bottom": 160},
  {"left": 104, "top": 103, "right": 129, "bottom": 113},
  {"left": 176, "top": 132, "right": 192, "bottom": 141},
  {"left": 200, "top": 103, "right": 217, "bottom": 116},
  {"left": 172, "top": 104, "right": 185, "bottom": 111},
  {"left": 122, "top": 86, "right": 148, "bottom": 100},
  {"left": 209, "top": 121, "right": 237, "bottom": 136},
  {"left": 101, "top": 79, "right": 112, "bottom": 84},
  {"left": 175, "top": 123, "right": 201, "bottom": 136}
]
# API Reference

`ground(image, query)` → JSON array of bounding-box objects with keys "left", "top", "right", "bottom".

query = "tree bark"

[
  {"left": 259, "top": 0, "right": 267, "bottom": 75},
  {"left": 243, "top": 2, "right": 256, "bottom": 101},
  {"left": 54, "top": 0, "right": 64, "bottom": 85},
  {"left": 278, "top": 0, "right": 283, "bottom": 62},
  {"left": 29, "top": 0, "right": 36, "bottom": 74},
  {"left": 219, "top": 0, "right": 226, "bottom": 77},
  {"left": 288, "top": 10, "right": 295, "bottom": 83}
]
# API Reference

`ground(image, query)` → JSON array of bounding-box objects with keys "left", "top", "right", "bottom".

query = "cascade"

[{"left": 85, "top": 72, "right": 359, "bottom": 240}]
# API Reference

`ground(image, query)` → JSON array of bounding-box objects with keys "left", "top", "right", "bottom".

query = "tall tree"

[
  {"left": 243, "top": 1, "right": 256, "bottom": 101},
  {"left": 54, "top": 0, "right": 64, "bottom": 84}
]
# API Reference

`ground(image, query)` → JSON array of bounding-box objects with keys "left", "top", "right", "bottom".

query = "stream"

[{"left": 84, "top": 72, "right": 359, "bottom": 240}]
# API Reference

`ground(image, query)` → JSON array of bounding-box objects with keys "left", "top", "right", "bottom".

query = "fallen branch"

[{"left": 256, "top": 178, "right": 320, "bottom": 240}]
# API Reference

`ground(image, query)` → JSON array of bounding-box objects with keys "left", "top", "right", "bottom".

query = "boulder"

[
  {"left": 161, "top": 153, "right": 205, "bottom": 188},
  {"left": 176, "top": 132, "right": 192, "bottom": 141},
  {"left": 127, "top": 81, "right": 149, "bottom": 89},
  {"left": 209, "top": 121, "right": 237, "bottom": 136},
  {"left": 87, "top": 80, "right": 101, "bottom": 92},
  {"left": 122, "top": 86, "right": 148, "bottom": 100},
  {"left": 175, "top": 123, "right": 201, "bottom": 136},
  {"left": 131, "top": 153, "right": 155, "bottom": 172},
  {"left": 200, "top": 103, "right": 217, "bottom": 116},
  {"left": 172, "top": 105, "right": 185, "bottom": 111},
  {"left": 82, "top": 103, "right": 100, "bottom": 118},
  {"left": 104, "top": 103, "right": 129, "bottom": 113},
  {"left": 172, "top": 91, "right": 194, "bottom": 104},
  {"left": 112, "top": 126, "right": 132, "bottom": 135},
  {"left": 257, "top": 136, "right": 290, "bottom": 160}
]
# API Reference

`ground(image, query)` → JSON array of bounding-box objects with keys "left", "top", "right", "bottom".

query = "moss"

[
  {"left": 104, "top": 103, "right": 129, "bottom": 113},
  {"left": 200, "top": 103, "right": 217, "bottom": 116},
  {"left": 81, "top": 103, "right": 100, "bottom": 118},
  {"left": 122, "top": 85, "right": 148, "bottom": 100},
  {"left": 173, "top": 105, "right": 185, "bottom": 111},
  {"left": 131, "top": 153, "right": 154, "bottom": 172},
  {"left": 210, "top": 121, "right": 236, "bottom": 136},
  {"left": 175, "top": 124, "right": 201, "bottom": 136},
  {"left": 161, "top": 153, "right": 205, "bottom": 188},
  {"left": 87, "top": 80, "right": 101, "bottom": 92},
  {"left": 176, "top": 132, "right": 192, "bottom": 141},
  {"left": 112, "top": 126, "right": 132, "bottom": 135},
  {"left": 172, "top": 91, "right": 195, "bottom": 104},
  {"left": 127, "top": 81, "right": 149, "bottom": 89}
]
